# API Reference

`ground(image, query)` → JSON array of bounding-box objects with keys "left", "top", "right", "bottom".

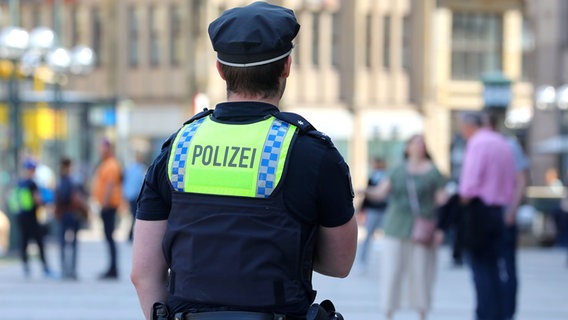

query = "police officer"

[{"left": 131, "top": 2, "right": 358, "bottom": 319}]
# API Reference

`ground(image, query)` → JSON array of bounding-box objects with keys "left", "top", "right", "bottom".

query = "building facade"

[
  {"left": 0, "top": 0, "right": 534, "bottom": 193},
  {"left": 525, "top": 0, "right": 568, "bottom": 186}
]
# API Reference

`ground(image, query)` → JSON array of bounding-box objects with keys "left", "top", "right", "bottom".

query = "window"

[
  {"left": 312, "top": 12, "right": 320, "bottom": 66},
  {"left": 521, "top": 17, "right": 534, "bottom": 81},
  {"left": 92, "top": 7, "right": 102, "bottom": 67},
  {"left": 127, "top": 6, "right": 139, "bottom": 67},
  {"left": 383, "top": 15, "right": 391, "bottom": 69},
  {"left": 32, "top": 5, "right": 42, "bottom": 27},
  {"left": 451, "top": 12, "right": 503, "bottom": 80},
  {"left": 402, "top": 15, "right": 411, "bottom": 69},
  {"left": 71, "top": 5, "right": 79, "bottom": 46},
  {"left": 331, "top": 12, "right": 340, "bottom": 67},
  {"left": 149, "top": 5, "right": 160, "bottom": 67},
  {"left": 170, "top": 5, "right": 182, "bottom": 66},
  {"left": 365, "top": 14, "right": 372, "bottom": 68}
]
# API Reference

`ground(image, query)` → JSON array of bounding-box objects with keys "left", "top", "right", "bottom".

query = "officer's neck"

[{"left": 227, "top": 93, "right": 280, "bottom": 107}]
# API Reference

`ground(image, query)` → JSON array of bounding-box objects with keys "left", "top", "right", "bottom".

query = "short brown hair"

[{"left": 220, "top": 57, "right": 287, "bottom": 99}]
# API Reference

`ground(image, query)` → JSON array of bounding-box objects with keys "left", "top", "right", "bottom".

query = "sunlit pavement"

[{"left": 1, "top": 220, "right": 567, "bottom": 320}]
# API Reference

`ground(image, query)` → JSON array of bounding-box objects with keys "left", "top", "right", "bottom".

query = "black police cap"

[{"left": 208, "top": 1, "right": 300, "bottom": 67}]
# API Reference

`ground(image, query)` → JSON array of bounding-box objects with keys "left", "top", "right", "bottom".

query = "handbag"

[{"left": 406, "top": 174, "right": 436, "bottom": 246}]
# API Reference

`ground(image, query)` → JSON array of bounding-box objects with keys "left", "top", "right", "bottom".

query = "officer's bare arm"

[
  {"left": 131, "top": 219, "right": 169, "bottom": 320},
  {"left": 313, "top": 215, "right": 358, "bottom": 278}
]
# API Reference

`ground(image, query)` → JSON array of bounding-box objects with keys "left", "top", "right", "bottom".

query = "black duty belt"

[{"left": 174, "top": 311, "right": 285, "bottom": 320}]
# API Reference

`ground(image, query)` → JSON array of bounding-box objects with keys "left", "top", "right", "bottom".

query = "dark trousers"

[
  {"left": 59, "top": 212, "right": 80, "bottom": 277},
  {"left": 553, "top": 207, "right": 568, "bottom": 247},
  {"left": 101, "top": 208, "right": 118, "bottom": 273},
  {"left": 17, "top": 213, "right": 49, "bottom": 272},
  {"left": 450, "top": 225, "right": 464, "bottom": 264},
  {"left": 467, "top": 206, "right": 505, "bottom": 320},
  {"left": 498, "top": 225, "right": 518, "bottom": 320}
]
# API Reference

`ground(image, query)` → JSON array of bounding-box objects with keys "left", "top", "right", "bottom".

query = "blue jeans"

[
  {"left": 59, "top": 212, "right": 80, "bottom": 277},
  {"left": 466, "top": 206, "right": 505, "bottom": 320},
  {"left": 359, "top": 208, "right": 384, "bottom": 265},
  {"left": 498, "top": 225, "right": 518, "bottom": 320}
]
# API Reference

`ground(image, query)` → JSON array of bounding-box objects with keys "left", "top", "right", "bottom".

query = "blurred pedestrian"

[
  {"left": 485, "top": 111, "right": 530, "bottom": 319},
  {"left": 54, "top": 157, "right": 89, "bottom": 280},
  {"left": 366, "top": 134, "right": 447, "bottom": 320},
  {"left": 554, "top": 172, "right": 568, "bottom": 261},
  {"left": 92, "top": 139, "right": 123, "bottom": 280},
  {"left": 131, "top": 2, "right": 357, "bottom": 319},
  {"left": 458, "top": 111, "right": 516, "bottom": 320},
  {"left": 9, "top": 158, "right": 54, "bottom": 278},
  {"left": 122, "top": 152, "right": 146, "bottom": 242},
  {"left": 0, "top": 209, "right": 8, "bottom": 255},
  {"left": 357, "top": 156, "right": 388, "bottom": 272}
]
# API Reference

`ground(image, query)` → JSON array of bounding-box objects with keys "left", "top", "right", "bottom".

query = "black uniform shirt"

[{"left": 137, "top": 102, "right": 354, "bottom": 227}]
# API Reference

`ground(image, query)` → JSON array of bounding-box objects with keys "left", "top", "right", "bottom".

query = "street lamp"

[
  {"left": 0, "top": 27, "right": 31, "bottom": 180},
  {"left": 535, "top": 85, "right": 557, "bottom": 111},
  {"left": 0, "top": 26, "right": 59, "bottom": 179},
  {"left": 0, "top": 24, "right": 95, "bottom": 254},
  {"left": 556, "top": 85, "right": 568, "bottom": 111},
  {"left": 0, "top": 25, "right": 95, "bottom": 179},
  {"left": 45, "top": 45, "right": 96, "bottom": 168}
]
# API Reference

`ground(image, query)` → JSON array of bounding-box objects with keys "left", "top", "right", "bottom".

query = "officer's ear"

[
  {"left": 216, "top": 61, "right": 226, "bottom": 80},
  {"left": 281, "top": 56, "right": 292, "bottom": 78}
]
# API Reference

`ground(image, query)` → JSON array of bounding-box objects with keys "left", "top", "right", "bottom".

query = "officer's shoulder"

[
  {"left": 275, "top": 112, "right": 332, "bottom": 145},
  {"left": 161, "top": 108, "right": 215, "bottom": 151},
  {"left": 160, "top": 132, "right": 177, "bottom": 151},
  {"left": 183, "top": 108, "right": 214, "bottom": 125}
]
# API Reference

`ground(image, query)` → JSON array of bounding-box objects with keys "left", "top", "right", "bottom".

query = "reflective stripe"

[
  {"left": 170, "top": 118, "right": 205, "bottom": 191},
  {"left": 256, "top": 119, "right": 290, "bottom": 198}
]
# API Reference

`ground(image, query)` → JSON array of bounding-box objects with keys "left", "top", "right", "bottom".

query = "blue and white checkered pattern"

[
  {"left": 170, "top": 118, "right": 205, "bottom": 191},
  {"left": 256, "top": 119, "right": 290, "bottom": 198}
]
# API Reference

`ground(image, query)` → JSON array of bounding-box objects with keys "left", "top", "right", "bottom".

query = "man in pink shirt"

[{"left": 458, "top": 111, "right": 516, "bottom": 320}]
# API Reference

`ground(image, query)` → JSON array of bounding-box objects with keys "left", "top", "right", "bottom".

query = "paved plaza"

[{"left": 0, "top": 227, "right": 567, "bottom": 320}]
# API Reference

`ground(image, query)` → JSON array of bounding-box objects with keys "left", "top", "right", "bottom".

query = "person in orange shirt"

[{"left": 92, "top": 139, "right": 123, "bottom": 279}]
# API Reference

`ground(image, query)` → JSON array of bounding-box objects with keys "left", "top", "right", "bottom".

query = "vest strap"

[
  {"left": 256, "top": 118, "right": 290, "bottom": 198},
  {"left": 170, "top": 118, "right": 207, "bottom": 191}
]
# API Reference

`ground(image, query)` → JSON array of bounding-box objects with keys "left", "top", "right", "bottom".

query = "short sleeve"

[
  {"left": 136, "top": 146, "right": 173, "bottom": 221},
  {"left": 283, "top": 135, "right": 354, "bottom": 228},
  {"left": 316, "top": 148, "right": 355, "bottom": 227}
]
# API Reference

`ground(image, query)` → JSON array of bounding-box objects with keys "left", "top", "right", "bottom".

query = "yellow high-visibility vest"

[{"left": 168, "top": 116, "right": 296, "bottom": 198}]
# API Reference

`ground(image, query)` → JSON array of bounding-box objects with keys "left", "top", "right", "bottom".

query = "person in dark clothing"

[
  {"left": 55, "top": 157, "right": 87, "bottom": 280},
  {"left": 458, "top": 111, "right": 517, "bottom": 320},
  {"left": 92, "top": 139, "right": 123, "bottom": 280},
  {"left": 358, "top": 157, "right": 387, "bottom": 271},
  {"left": 12, "top": 158, "right": 54, "bottom": 278}
]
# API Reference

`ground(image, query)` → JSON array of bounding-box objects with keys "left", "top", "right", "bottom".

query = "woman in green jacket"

[{"left": 367, "top": 134, "right": 448, "bottom": 320}]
